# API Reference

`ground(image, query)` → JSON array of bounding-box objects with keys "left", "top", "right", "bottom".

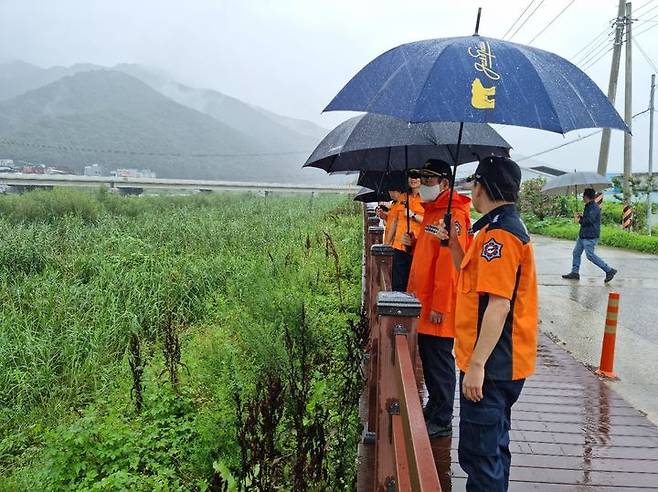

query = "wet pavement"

[
  {"left": 445, "top": 333, "right": 658, "bottom": 491},
  {"left": 533, "top": 235, "right": 658, "bottom": 424}
]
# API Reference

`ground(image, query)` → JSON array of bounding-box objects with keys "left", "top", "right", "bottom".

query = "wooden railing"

[{"left": 358, "top": 205, "right": 441, "bottom": 491}]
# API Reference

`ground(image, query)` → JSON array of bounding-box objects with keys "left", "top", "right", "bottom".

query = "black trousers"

[
  {"left": 418, "top": 334, "right": 455, "bottom": 428},
  {"left": 392, "top": 248, "right": 413, "bottom": 291}
]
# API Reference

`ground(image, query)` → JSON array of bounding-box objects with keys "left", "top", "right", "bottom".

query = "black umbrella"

[
  {"left": 304, "top": 112, "right": 510, "bottom": 236},
  {"left": 353, "top": 187, "right": 391, "bottom": 203},
  {"left": 303, "top": 113, "right": 511, "bottom": 173},
  {"left": 357, "top": 170, "right": 407, "bottom": 192}
]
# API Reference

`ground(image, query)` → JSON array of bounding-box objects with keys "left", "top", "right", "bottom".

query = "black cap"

[
  {"left": 467, "top": 156, "right": 521, "bottom": 201},
  {"left": 414, "top": 159, "right": 452, "bottom": 179}
]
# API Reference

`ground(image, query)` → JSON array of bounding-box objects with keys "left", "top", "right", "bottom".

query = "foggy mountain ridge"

[{"left": 0, "top": 61, "right": 338, "bottom": 183}]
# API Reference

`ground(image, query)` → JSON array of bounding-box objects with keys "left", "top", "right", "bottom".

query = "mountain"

[
  {"left": 0, "top": 70, "right": 328, "bottom": 181},
  {"left": 0, "top": 62, "right": 335, "bottom": 183},
  {"left": 0, "top": 60, "right": 103, "bottom": 101},
  {"left": 112, "top": 63, "right": 328, "bottom": 150}
]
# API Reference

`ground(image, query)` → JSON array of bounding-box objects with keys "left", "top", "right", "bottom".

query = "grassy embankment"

[{"left": 0, "top": 188, "right": 365, "bottom": 491}]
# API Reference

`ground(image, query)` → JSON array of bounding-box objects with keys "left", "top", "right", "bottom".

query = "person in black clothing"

[{"left": 562, "top": 188, "right": 617, "bottom": 283}]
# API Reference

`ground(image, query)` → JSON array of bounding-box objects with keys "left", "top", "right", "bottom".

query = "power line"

[
  {"left": 634, "top": 36, "right": 658, "bottom": 73},
  {"left": 636, "top": 4, "right": 658, "bottom": 19},
  {"left": 516, "top": 110, "right": 651, "bottom": 162},
  {"left": 508, "top": 0, "right": 546, "bottom": 40},
  {"left": 577, "top": 35, "right": 616, "bottom": 69},
  {"left": 634, "top": 15, "right": 658, "bottom": 36},
  {"left": 634, "top": 0, "right": 658, "bottom": 16},
  {"left": 569, "top": 21, "right": 615, "bottom": 61},
  {"left": 502, "top": 0, "right": 536, "bottom": 39},
  {"left": 528, "top": 0, "right": 577, "bottom": 44}
]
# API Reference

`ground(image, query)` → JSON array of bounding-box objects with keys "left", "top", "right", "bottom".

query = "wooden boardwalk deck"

[{"left": 438, "top": 333, "right": 658, "bottom": 491}]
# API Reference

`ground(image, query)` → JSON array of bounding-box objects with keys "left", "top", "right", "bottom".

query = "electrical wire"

[
  {"left": 569, "top": 21, "right": 615, "bottom": 61},
  {"left": 508, "top": 0, "right": 546, "bottom": 40},
  {"left": 528, "top": 0, "right": 577, "bottom": 44},
  {"left": 634, "top": 0, "right": 658, "bottom": 16},
  {"left": 502, "top": 0, "right": 536, "bottom": 39},
  {"left": 634, "top": 36, "right": 658, "bottom": 73},
  {"left": 516, "top": 110, "right": 651, "bottom": 162}
]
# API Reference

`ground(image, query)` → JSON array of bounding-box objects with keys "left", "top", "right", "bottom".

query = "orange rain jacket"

[
  {"left": 391, "top": 193, "right": 424, "bottom": 252},
  {"left": 407, "top": 190, "right": 472, "bottom": 338}
]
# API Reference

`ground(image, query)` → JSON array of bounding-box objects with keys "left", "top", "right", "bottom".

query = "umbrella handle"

[{"left": 441, "top": 212, "right": 452, "bottom": 247}]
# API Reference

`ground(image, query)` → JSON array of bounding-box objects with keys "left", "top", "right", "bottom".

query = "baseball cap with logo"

[
  {"left": 466, "top": 156, "right": 521, "bottom": 202},
  {"left": 413, "top": 159, "right": 452, "bottom": 179}
]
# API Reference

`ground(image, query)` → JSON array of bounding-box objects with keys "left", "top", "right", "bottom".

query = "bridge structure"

[{"left": 0, "top": 173, "right": 357, "bottom": 195}]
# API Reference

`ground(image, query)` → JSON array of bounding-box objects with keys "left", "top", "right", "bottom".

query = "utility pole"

[
  {"left": 623, "top": 2, "right": 633, "bottom": 202},
  {"left": 648, "top": 73, "right": 655, "bottom": 235},
  {"left": 598, "top": 0, "right": 627, "bottom": 176}
]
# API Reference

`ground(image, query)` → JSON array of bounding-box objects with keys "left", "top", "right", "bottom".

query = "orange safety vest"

[{"left": 407, "top": 190, "right": 472, "bottom": 338}]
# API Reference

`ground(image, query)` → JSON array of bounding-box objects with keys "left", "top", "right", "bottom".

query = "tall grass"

[{"left": 0, "top": 189, "right": 364, "bottom": 490}]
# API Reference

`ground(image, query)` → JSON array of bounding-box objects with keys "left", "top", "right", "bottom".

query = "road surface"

[{"left": 534, "top": 235, "right": 658, "bottom": 424}]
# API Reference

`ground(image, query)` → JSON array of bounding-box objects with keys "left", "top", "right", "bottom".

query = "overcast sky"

[{"left": 0, "top": 0, "right": 657, "bottom": 173}]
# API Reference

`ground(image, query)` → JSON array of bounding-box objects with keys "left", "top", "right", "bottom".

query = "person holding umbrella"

[
  {"left": 434, "top": 156, "right": 538, "bottom": 491},
  {"left": 403, "top": 159, "right": 472, "bottom": 439},
  {"left": 562, "top": 188, "right": 617, "bottom": 282},
  {"left": 388, "top": 173, "right": 424, "bottom": 291}
]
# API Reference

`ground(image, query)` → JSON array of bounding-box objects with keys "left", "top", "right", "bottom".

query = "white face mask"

[{"left": 419, "top": 184, "right": 442, "bottom": 202}]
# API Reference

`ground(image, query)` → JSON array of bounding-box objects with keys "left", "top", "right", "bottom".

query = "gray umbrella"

[
  {"left": 303, "top": 113, "right": 511, "bottom": 173},
  {"left": 541, "top": 172, "right": 612, "bottom": 196}
]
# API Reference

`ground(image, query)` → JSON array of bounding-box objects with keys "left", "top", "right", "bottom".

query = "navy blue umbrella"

[
  {"left": 324, "top": 36, "right": 628, "bottom": 133},
  {"left": 304, "top": 113, "right": 510, "bottom": 173}
]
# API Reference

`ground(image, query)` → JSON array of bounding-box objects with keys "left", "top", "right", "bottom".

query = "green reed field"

[{"left": 0, "top": 188, "right": 365, "bottom": 491}]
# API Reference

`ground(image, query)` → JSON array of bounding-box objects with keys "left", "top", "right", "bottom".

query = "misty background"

[{"left": 0, "top": 0, "right": 656, "bottom": 182}]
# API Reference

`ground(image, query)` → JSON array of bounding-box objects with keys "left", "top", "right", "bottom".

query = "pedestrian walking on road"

[
  {"left": 562, "top": 188, "right": 617, "bottom": 283},
  {"left": 434, "top": 156, "right": 538, "bottom": 492}
]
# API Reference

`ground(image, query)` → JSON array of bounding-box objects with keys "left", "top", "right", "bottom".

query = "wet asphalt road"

[{"left": 534, "top": 235, "right": 658, "bottom": 424}]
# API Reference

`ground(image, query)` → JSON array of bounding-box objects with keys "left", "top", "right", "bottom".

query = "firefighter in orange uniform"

[
  {"left": 382, "top": 188, "right": 404, "bottom": 246},
  {"left": 403, "top": 159, "right": 471, "bottom": 439},
  {"left": 435, "top": 156, "right": 538, "bottom": 492},
  {"left": 388, "top": 174, "right": 423, "bottom": 291}
]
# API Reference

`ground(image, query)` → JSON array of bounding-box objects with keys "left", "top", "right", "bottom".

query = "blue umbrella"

[{"left": 324, "top": 36, "right": 628, "bottom": 133}]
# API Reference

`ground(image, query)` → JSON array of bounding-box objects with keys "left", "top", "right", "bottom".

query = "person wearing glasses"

[
  {"left": 403, "top": 159, "right": 472, "bottom": 440},
  {"left": 433, "top": 156, "right": 538, "bottom": 492}
]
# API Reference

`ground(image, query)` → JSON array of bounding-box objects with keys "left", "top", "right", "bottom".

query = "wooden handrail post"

[
  {"left": 374, "top": 291, "right": 421, "bottom": 492},
  {"left": 366, "top": 244, "right": 394, "bottom": 438}
]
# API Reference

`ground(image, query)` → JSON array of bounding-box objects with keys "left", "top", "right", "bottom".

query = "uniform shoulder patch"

[
  {"left": 454, "top": 220, "right": 462, "bottom": 236},
  {"left": 481, "top": 238, "right": 503, "bottom": 262}
]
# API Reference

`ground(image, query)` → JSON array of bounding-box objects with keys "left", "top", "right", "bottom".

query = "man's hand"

[
  {"left": 401, "top": 232, "right": 415, "bottom": 247},
  {"left": 574, "top": 212, "right": 582, "bottom": 223},
  {"left": 429, "top": 310, "right": 443, "bottom": 324},
  {"left": 462, "top": 363, "right": 485, "bottom": 402}
]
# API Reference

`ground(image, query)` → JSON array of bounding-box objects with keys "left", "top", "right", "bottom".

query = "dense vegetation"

[
  {"left": 0, "top": 188, "right": 365, "bottom": 490},
  {"left": 519, "top": 178, "right": 658, "bottom": 254}
]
